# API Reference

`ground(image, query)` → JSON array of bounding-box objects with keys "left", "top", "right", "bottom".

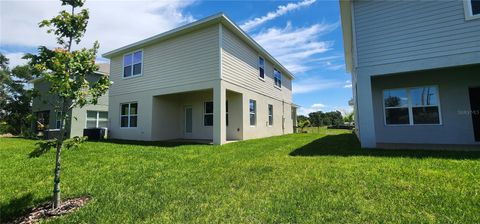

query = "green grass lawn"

[{"left": 1, "top": 131, "right": 480, "bottom": 223}]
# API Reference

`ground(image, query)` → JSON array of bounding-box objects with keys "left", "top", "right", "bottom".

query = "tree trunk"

[{"left": 52, "top": 104, "right": 67, "bottom": 209}]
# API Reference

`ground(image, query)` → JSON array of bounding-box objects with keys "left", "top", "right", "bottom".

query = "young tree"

[{"left": 25, "top": 0, "right": 110, "bottom": 209}]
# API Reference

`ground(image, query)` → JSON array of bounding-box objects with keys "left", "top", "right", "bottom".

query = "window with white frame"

[
  {"left": 123, "top": 51, "right": 143, "bottom": 78},
  {"left": 383, "top": 86, "right": 440, "bottom": 125},
  {"left": 465, "top": 0, "right": 480, "bottom": 19},
  {"left": 121, "top": 103, "right": 138, "bottom": 128},
  {"left": 274, "top": 69, "right": 282, "bottom": 88},
  {"left": 86, "top": 111, "right": 108, "bottom": 128},
  {"left": 249, "top": 100, "right": 256, "bottom": 126},
  {"left": 259, "top": 57, "right": 265, "bottom": 79},
  {"left": 204, "top": 101, "right": 213, "bottom": 126},
  {"left": 55, "top": 112, "right": 63, "bottom": 129},
  {"left": 268, "top": 104, "right": 273, "bottom": 126}
]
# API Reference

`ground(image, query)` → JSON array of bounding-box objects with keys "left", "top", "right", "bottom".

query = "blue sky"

[{"left": 0, "top": 0, "right": 352, "bottom": 115}]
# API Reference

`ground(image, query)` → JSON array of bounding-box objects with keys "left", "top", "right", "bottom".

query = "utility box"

[{"left": 83, "top": 128, "right": 107, "bottom": 141}]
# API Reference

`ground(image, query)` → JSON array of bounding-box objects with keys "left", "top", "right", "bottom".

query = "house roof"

[
  {"left": 339, "top": 0, "right": 353, "bottom": 73},
  {"left": 29, "top": 63, "right": 110, "bottom": 83},
  {"left": 101, "top": 12, "right": 295, "bottom": 79}
]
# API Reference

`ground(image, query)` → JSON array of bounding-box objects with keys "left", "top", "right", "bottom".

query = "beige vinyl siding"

[
  {"left": 221, "top": 27, "right": 292, "bottom": 103},
  {"left": 109, "top": 25, "right": 220, "bottom": 96}
]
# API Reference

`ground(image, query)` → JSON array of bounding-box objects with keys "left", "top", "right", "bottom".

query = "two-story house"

[
  {"left": 102, "top": 13, "right": 296, "bottom": 145},
  {"left": 31, "top": 64, "right": 110, "bottom": 138},
  {"left": 340, "top": 0, "right": 480, "bottom": 149}
]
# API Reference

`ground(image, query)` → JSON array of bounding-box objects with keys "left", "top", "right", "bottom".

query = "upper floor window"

[
  {"left": 465, "top": 0, "right": 480, "bottom": 20},
  {"left": 383, "top": 86, "right": 441, "bottom": 125},
  {"left": 259, "top": 57, "right": 265, "bottom": 79},
  {"left": 121, "top": 103, "right": 138, "bottom": 128},
  {"left": 123, "top": 51, "right": 143, "bottom": 78},
  {"left": 274, "top": 69, "right": 282, "bottom": 88}
]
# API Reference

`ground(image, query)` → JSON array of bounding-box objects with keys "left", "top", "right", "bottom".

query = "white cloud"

[
  {"left": 1, "top": 52, "right": 28, "bottom": 68},
  {"left": 343, "top": 80, "right": 352, "bottom": 88},
  {"left": 293, "top": 76, "right": 344, "bottom": 94},
  {"left": 240, "top": 0, "right": 316, "bottom": 32},
  {"left": 0, "top": 0, "right": 196, "bottom": 56},
  {"left": 251, "top": 22, "right": 338, "bottom": 74},
  {"left": 297, "top": 103, "right": 353, "bottom": 116}
]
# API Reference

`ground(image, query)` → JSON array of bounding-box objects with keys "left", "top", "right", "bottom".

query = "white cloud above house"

[
  {"left": 292, "top": 76, "right": 344, "bottom": 94},
  {"left": 240, "top": 0, "right": 317, "bottom": 32},
  {"left": 0, "top": 0, "right": 196, "bottom": 55},
  {"left": 251, "top": 21, "right": 338, "bottom": 74}
]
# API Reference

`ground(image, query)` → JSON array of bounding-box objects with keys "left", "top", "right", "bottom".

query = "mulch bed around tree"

[{"left": 14, "top": 196, "right": 91, "bottom": 224}]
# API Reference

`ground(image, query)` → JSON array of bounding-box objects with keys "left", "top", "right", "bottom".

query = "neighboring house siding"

[
  {"left": 354, "top": 0, "right": 480, "bottom": 69},
  {"left": 70, "top": 74, "right": 109, "bottom": 137},
  {"left": 221, "top": 27, "right": 292, "bottom": 103},
  {"left": 109, "top": 25, "right": 220, "bottom": 96},
  {"left": 32, "top": 81, "right": 59, "bottom": 130},
  {"left": 32, "top": 73, "right": 109, "bottom": 137}
]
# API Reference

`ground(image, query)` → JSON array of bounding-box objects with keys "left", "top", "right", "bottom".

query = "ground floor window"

[
  {"left": 204, "top": 101, "right": 213, "bottom": 126},
  {"left": 55, "top": 112, "right": 63, "bottom": 129},
  {"left": 268, "top": 104, "right": 273, "bottom": 126},
  {"left": 249, "top": 100, "right": 256, "bottom": 126},
  {"left": 226, "top": 101, "right": 229, "bottom": 126},
  {"left": 35, "top": 111, "right": 50, "bottom": 132},
  {"left": 87, "top": 111, "right": 108, "bottom": 128},
  {"left": 121, "top": 103, "right": 138, "bottom": 128},
  {"left": 383, "top": 86, "right": 440, "bottom": 125}
]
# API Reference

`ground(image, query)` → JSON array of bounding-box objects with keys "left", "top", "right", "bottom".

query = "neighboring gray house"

[
  {"left": 102, "top": 13, "right": 296, "bottom": 145},
  {"left": 31, "top": 64, "right": 109, "bottom": 138},
  {"left": 340, "top": 0, "right": 480, "bottom": 149}
]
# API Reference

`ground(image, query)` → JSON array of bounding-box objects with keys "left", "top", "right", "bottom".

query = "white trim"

[
  {"left": 122, "top": 50, "right": 144, "bottom": 79},
  {"left": 120, "top": 102, "right": 138, "bottom": 128},
  {"left": 219, "top": 24, "right": 223, "bottom": 80},
  {"left": 382, "top": 85, "right": 442, "bottom": 126},
  {"left": 464, "top": 0, "right": 480, "bottom": 20}
]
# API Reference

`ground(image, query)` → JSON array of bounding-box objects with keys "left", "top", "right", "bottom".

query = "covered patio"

[{"left": 151, "top": 88, "right": 243, "bottom": 143}]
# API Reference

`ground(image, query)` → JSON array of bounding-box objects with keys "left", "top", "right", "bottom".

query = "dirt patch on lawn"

[{"left": 13, "top": 196, "right": 91, "bottom": 224}]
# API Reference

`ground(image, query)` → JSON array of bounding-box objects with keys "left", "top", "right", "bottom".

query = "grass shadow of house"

[{"left": 290, "top": 133, "right": 480, "bottom": 160}]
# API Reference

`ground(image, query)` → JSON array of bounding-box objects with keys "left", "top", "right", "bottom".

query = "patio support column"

[
  {"left": 213, "top": 83, "right": 226, "bottom": 145},
  {"left": 356, "top": 73, "right": 376, "bottom": 148}
]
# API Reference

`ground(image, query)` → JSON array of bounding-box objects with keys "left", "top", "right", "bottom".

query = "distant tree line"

[{"left": 297, "top": 110, "right": 354, "bottom": 128}]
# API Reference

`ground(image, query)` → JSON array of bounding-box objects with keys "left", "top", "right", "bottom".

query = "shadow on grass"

[
  {"left": 290, "top": 133, "right": 480, "bottom": 159},
  {"left": 0, "top": 193, "right": 44, "bottom": 223},
  {"left": 103, "top": 139, "right": 210, "bottom": 148}
]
